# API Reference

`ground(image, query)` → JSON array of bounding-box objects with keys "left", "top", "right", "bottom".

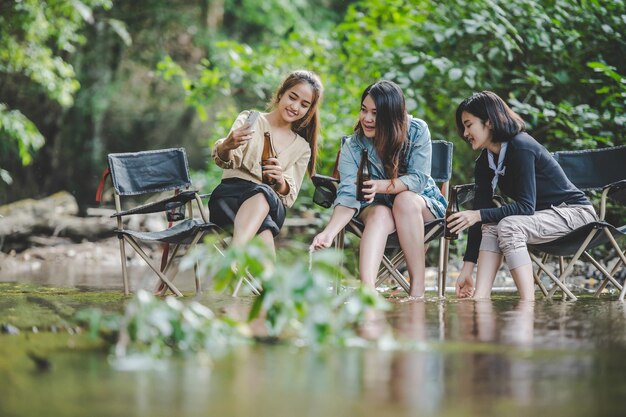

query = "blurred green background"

[{"left": 2, "top": 0, "right": 625, "bottom": 216}]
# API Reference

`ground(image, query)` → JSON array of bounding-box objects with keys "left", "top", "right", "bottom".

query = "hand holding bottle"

[
  {"left": 358, "top": 179, "right": 376, "bottom": 202},
  {"left": 261, "top": 158, "right": 286, "bottom": 190},
  {"left": 447, "top": 210, "right": 482, "bottom": 234}
]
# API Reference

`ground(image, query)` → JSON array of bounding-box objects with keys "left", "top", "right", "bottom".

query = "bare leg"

[
  {"left": 473, "top": 250, "right": 503, "bottom": 299},
  {"left": 258, "top": 229, "right": 276, "bottom": 258},
  {"left": 359, "top": 205, "right": 395, "bottom": 290},
  {"left": 392, "top": 192, "right": 435, "bottom": 297},
  {"left": 510, "top": 263, "right": 535, "bottom": 301},
  {"left": 232, "top": 193, "right": 270, "bottom": 247}
]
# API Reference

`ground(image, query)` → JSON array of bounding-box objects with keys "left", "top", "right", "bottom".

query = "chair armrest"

[
  {"left": 311, "top": 174, "right": 339, "bottom": 187},
  {"left": 311, "top": 174, "right": 339, "bottom": 209},
  {"left": 453, "top": 183, "right": 504, "bottom": 209},
  {"left": 112, "top": 190, "right": 198, "bottom": 217},
  {"left": 605, "top": 179, "right": 626, "bottom": 205},
  {"left": 454, "top": 183, "right": 476, "bottom": 210}
]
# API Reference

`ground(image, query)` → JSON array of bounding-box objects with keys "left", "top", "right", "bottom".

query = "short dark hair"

[{"left": 455, "top": 91, "right": 525, "bottom": 143}]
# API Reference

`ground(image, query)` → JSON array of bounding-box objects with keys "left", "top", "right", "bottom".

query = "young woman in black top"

[{"left": 447, "top": 91, "right": 597, "bottom": 300}]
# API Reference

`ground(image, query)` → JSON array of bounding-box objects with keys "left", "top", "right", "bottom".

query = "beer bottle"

[
  {"left": 261, "top": 131, "right": 276, "bottom": 185},
  {"left": 444, "top": 186, "right": 459, "bottom": 240},
  {"left": 356, "top": 148, "right": 371, "bottom": 202}
]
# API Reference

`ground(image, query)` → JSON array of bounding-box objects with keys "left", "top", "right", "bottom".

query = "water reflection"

[{"left": 3, "top": 292, "right": 626, "bottom": 417}]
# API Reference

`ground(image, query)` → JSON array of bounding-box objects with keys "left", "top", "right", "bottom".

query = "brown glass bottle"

[
  {"left": 444, "top": 186, "right": 459, "bottom": 240},
  {"left": 356, "top": 148, "right": 371, "bottom": 202},
  {"left": 261, "top": 131, "right": 276, "bottom": 185}
]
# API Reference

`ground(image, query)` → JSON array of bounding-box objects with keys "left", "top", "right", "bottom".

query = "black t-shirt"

[{"left": 464, "top": 132, "right": 591, "bottom": 263}]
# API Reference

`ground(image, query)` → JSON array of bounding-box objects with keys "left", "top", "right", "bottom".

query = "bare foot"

[{"left": 399, "top": 295, "right": 424, "bottom": 303}]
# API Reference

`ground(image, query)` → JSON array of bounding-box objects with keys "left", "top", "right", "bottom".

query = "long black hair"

[
  {"left": 355, "top": 80, "right": 407, "bottom": 179},
  {"left": 455, "top": 91, "right": 525, "bottom": 143}
]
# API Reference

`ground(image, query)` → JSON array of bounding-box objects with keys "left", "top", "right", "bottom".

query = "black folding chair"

[
  {"left": 104, "top": 148, "right": 222, "bottom": 296},
  {"left": 312, "top": 140, "right": 453, "bottom": 297},
  {"left": 528, "top": 145, "right": 626, "bottom": 301}
]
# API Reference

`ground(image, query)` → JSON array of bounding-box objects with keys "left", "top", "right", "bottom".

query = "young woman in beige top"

[{"left": 209, "top": 70, "right": 323, "bottom": 255}]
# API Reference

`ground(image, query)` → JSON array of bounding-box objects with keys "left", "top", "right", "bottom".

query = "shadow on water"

[{"left": 2, "top": 284, "right": 626, "bottom": 417}]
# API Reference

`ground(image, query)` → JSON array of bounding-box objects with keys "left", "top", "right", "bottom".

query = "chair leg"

[
  {"left": 194, "top": 262, "right": 201, "bottom": 295},
  {"left": 375, "top": 251, "right": 406, "bottom": 288},
  {"left": 438, "top": 237, "right": 449, "bottom": 298},
  {"left": 156, "top": 244, "right": 182, "bottom": 296},
  {"left": 118, "top": 236, "right": 130, "bottom": 296},
  {"left": 334, "top": 229, "right": 346, "bottom": 295},
  {"left": 233, "top": 271, "right": 261, "bottom": 297},
  {"left": 529, "top": 252, "right": 577, "bottom": 301},
  {"left": 598, "top": 229, "right": 626, "bottom": 299},
  {"left": 380, "top": 255, "right": 411, "bottom": 293},
  {"left": 531, "top": 252, "right": 550, "bottom": 297},
  {"left": 585, "top": 252, "right": 623, "bottom": 296},
  {"left": 596, "top": 257, "right": 625, "bottom": 296},
  {"left": 546, "top": 229, "right": 598, "bottom": 299},
  {"left": 124, "top": 237, "right": 183, "bottom": 297}
]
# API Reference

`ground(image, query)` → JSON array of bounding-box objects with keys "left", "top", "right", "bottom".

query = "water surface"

[{"left": 2, "top": 290, "right": 626, "bottom": 417}]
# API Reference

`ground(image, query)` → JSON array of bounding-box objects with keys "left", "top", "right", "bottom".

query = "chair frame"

[
  {"left": 106, "top": 148, "right": 220, "bottom": 296},
  {"left": 528, "top": 146, "right": 626, "bottom": 301}
]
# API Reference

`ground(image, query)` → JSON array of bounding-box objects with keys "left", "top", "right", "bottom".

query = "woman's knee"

[
  {"left": 496, "top": 217, "right": 529, "bottom": 251},
  {"left": 363, "top": 205, "right": 395, "bottom": 232},
  {"left": 496, "top": 217, "right": 525, "bottom": 240},
  {"left": 392, "top": 191, "right": 426, "bottom": 217}
]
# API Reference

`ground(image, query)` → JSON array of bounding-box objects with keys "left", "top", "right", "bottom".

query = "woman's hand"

[
  {"left": 310, "top": 230, "right": 336, "bottom": 251},
  {"left": 360, "top": 179, "right": 378, "bottom": 203},
  {"left": 447, "top": 209, "right": 481, "bottom": 234},
  {"left": 456, "top": 261, "right": 476, "bottom": 298},
  {"left": 261, "top": 158, "right": 287, "bottom": 193},
  {"left": 222, "top": 124, "right": 254, "bottom": 151}
]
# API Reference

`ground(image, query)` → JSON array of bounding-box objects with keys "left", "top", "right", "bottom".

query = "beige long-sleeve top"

[{"left": 212, "top": 111, "right": 311, "bottom": 208}]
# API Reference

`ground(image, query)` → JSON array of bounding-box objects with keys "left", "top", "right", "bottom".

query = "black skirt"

[{"left": 208, "top": 178, "right": 286, "bottom": 237}]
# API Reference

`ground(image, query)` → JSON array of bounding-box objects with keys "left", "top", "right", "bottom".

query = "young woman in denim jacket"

[{"left": 310, "top": 80, "right": 447, "bottom": 298}]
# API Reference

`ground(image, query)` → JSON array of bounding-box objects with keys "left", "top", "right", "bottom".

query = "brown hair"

[{"left": 270, "top": 70, "right": 323, "bottom": 176}]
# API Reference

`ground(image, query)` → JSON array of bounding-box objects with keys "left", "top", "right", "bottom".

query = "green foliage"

[
  {"left": 183, "top": 236, "right": 390, "bottom": 346},
  {"left": 159, "top": 0, "right": 626, "bottom": 187},
  {"left": 0, "top": 0, "right": 128, "bottom": 184},
  {"left": 77, "top": 238, "right": 391, "bottom": 359},
  {"left": 0, "top": 104, "right": 45, "bottom": 183},
  {"left": 111, "top": 290, "right": 249, "bottom": 358}
]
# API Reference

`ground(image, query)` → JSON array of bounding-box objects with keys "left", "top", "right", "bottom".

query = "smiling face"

[
  {"left": 461, "top": 111, "right": 493, "bottom": 151},
  {"left": 276, "top": 82, "right": 314, "bottom": 124},
  {"left": 359, "top": 94, "right": 377, "bottom": 139}
]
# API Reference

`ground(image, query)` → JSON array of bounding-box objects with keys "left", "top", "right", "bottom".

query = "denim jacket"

[{"left": 333, "top": 116, "right": 447, "bottom": 218}]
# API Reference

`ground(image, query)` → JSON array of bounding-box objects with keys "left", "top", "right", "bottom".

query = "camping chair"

[
  {"left": 528, "top": 145, "right": 626, "bottom": 301},
  {"left": 100, "top": 148, "right": 222, "bottom": 296},
  {"left": 312, "top": 140, "right": 453, "bottom": 297}
]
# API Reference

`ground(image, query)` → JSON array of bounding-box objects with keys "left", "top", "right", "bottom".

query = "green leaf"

[{"left": 107, "top": 18, "right": 132, "bottom": 46}]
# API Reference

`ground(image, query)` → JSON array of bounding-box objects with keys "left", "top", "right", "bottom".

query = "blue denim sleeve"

[
  {"left": 333, "top": 139, "right": 362, "bottom": 215},
  {"left": 398, "top": 119, "right": 433, "bottom": 193}
]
